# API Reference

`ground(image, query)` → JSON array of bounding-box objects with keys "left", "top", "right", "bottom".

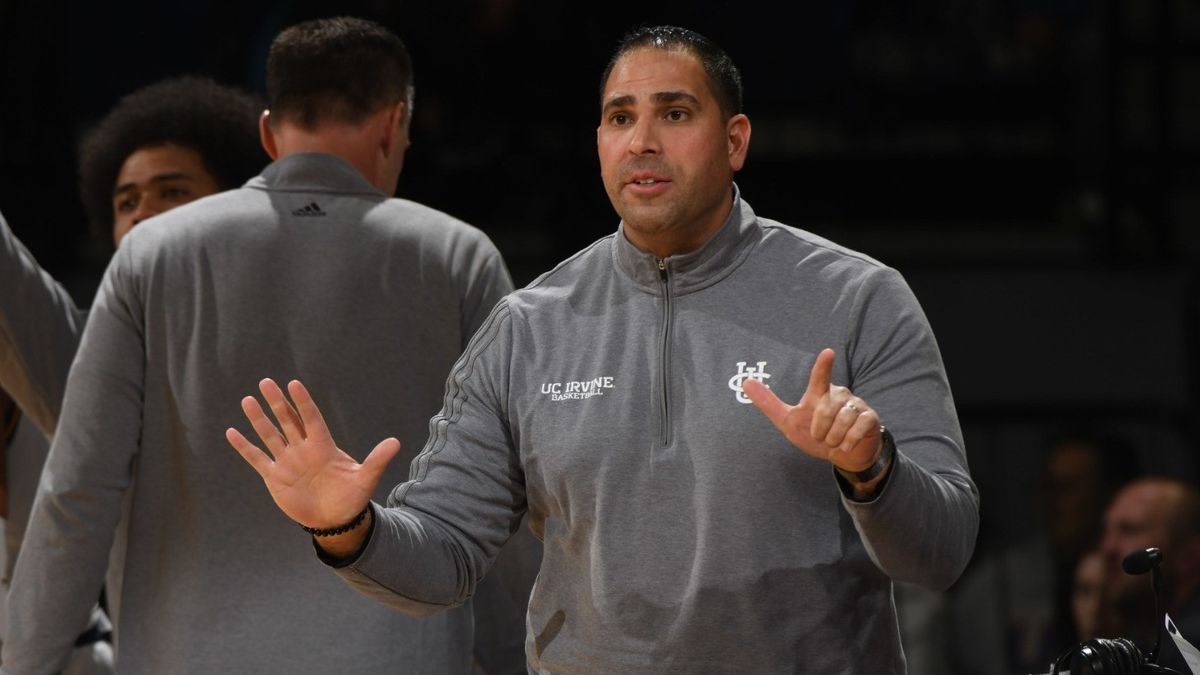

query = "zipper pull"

[{"left": 657, "top": 258, "right": 668, "bottom": 281}]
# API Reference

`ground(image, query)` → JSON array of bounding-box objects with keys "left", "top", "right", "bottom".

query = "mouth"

[
  {"left": 627, "top": 172, "right": 670, "bottom": 186},
  {"left": 624, "top": 172, "right": 672, "bottom": 196}
]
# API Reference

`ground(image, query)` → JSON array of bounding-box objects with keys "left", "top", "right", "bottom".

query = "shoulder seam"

[
  {"left": 522, "top": 233, "right": 616, "bottom": 290},
  {"left": 757, "top": 221, "right": 888, "bottom": 270}
]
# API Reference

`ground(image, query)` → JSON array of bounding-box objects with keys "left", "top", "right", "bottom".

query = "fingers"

[
  {"left": 820, "top": 396, "right": 866, "bottom": 447},
  {"left": 839, "top": 412, "right": 882, "bottom": 456},
  {"left": 742, "top": 378, "right": 789, "bottom": 430},
  {"left": 804, "top": 348, "right": 835, "bottom": 401},
  {"left": 361, "top": 437, "right": 403, "bottom": 484},
  {"left": 823, "top": 399, "right": 880, "bottom": 450},
  {"left": 810, "top": 384, "right": 848, "bottom": 440},
  {"left": 226, "top": 427, "right": 273, "bottom": 478},
  {"left": 287, "top": 380, "right": 333, "bottom": 443},
  {"left": 260, "top": 379, "right": 306, "bottom": 445},
  {"left": 241, "top": 394, "right": 288, "bottom": 458}
]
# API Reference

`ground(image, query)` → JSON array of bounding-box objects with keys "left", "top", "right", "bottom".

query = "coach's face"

[
  {"left": 598, "top": 47, "right": 750, "bottom": 258},
  {"left": 111, "top": 144, "right": 221, "bottom": 245}
]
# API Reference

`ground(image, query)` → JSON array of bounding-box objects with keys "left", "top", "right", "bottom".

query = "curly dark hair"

[
  {"left": 600, "top": 26, "right": 743, "bottom": 120},
  {"left": 78, "top": 76, "right": 265, "bottom": 243}
]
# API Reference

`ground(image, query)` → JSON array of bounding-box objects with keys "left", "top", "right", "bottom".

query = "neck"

[
  {"left": 268, "top": 120, "right": 399, "bottom": 194},
  {"left": 627, "top": 186, "right": 735, "bottom": 259},
  {"left": 275, "top": 125, "right": 382, "bottom": 188}
]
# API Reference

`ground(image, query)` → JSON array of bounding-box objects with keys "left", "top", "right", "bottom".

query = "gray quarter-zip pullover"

[{"left": 333, "top": 189, "right": 979, "bottom": 674}]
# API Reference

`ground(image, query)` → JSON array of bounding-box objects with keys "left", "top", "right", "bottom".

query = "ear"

[
  {"left": 727, "top": 113, "right": 751, "bottom": 173},
  {"left": 379, "top": 100, "right": 410, "bottom": 159},
  {"left": 259, "top": 110, "right": 279, "bottom": 160}
]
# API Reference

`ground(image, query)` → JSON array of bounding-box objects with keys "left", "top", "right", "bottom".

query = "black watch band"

[{"left": 842, "top": 426, "right": 895, "bottom": 483}]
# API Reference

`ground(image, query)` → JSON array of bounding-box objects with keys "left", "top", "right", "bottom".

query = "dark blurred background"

[{"left": 1, "top": 1, "right": 1197, "bottom": 672}]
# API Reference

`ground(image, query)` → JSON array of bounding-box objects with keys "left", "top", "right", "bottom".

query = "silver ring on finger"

[{"left": 844, "top": 401, "right": 861, "bottom": 414}]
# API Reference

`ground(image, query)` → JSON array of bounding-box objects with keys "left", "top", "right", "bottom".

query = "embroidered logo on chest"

[
  {"left": 540, "top": 376, "right": 616, "bottom": 401},
  {"left": 727, "top": 361, "right": 771, "bottom": 404}
]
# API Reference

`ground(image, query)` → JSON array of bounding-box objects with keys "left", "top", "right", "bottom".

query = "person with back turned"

[{"left": 3, "top": 17, "right": 518, "bottom": 674}]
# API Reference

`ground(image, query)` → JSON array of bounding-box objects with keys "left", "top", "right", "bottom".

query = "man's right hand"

[{"left": 226, "top": 378, "right": 401, "bottom": 555}]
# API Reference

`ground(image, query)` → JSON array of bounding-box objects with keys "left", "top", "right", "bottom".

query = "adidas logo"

[{"left": 292, "top": 202, "right": 326, "bottom": 217}]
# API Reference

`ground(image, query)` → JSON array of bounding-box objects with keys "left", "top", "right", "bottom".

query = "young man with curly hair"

[{"left": 0, "top": 76, "right": 264, "bottom": 675}]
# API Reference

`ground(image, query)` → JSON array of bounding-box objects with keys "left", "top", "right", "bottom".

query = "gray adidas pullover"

[
  {"left": 1, "top": 154, "right": 524, "bottom": 674},
  {"left": 0, "top": 211, "right": 114, "bottom": 673},
  {"left": 0, "top": 210, "right": 85, "bottom": 440},
  {"left": 332, "top": 189, "right": 980, "bottom": 673},
  {"left": 0, "top": 210, "right": 87, "bottom": 577}
]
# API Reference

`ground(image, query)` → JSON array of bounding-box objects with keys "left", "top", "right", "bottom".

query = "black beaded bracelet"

[{"left": 301, "top": 506, "right": 370, "bottom": 537}]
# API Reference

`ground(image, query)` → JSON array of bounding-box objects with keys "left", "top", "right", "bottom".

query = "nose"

[{"left": 628, "top": 118, "right": 660, "bottom": 155}]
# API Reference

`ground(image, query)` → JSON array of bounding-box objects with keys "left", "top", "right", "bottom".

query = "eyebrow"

[
  {"left": 112, "top": 172, "right": 193, "bottom": 197},
  {"left": 602, "top": 90, "right": 702, "bottom": 113}
]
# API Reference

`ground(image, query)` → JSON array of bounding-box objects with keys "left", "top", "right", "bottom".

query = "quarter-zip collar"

[
  {"left": 612, "top": 183, "right": 761, "bottom": 296},
  {"left": 245, "top": 152, "right": 386, "bottom": 197}
]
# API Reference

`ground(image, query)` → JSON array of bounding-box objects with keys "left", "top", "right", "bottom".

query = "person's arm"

[
  {"left": 0, "top": 387, "right": 16, "bottom": 518},
  {"left": 0, "top": 209, "right": 87, "bottom": 436},
  {"left": 1, "top": 243, "right": 145, "bottom": 674},
  {"left": 229, "top": 300, "right": 525, "bottom": 616},
  {"left": 744, "top": 266, "right": 978, "bottom": 591},
  {"left": 451, "top": 237, "right": 538, "bottom": 675}
]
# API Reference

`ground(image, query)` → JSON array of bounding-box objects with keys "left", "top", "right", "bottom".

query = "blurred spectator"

[
  {"left": 1070, "top": 548, "right": 1105, "bottom": 641},
  {"left": 901, "top": 429, "right": 1140, "bottom": 674},
  {"left": 1043, "top": 433, "right": 1141, "bottom": 647},
  {"left": 1093, "top": 478, "right": 1200, "bottom": 672}
]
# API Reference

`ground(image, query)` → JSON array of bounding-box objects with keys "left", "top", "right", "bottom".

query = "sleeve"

[
  {"left": 329, "top": 300, "right": 527, "bottom": 618},
  {"left": 839, "top": 265, "right": 980, "bottom": 591},
  {"left": 0, "top": 210, "right": 87, "bottom": 436},
  {"left": 457, "top": 235, "right": 514, "bottom": 346},
  {"left": 452, "top": 236, "right": 537, "bottom": 672},
  {"left": 1, "top": 242, "right": 145, "bottom": 674}
]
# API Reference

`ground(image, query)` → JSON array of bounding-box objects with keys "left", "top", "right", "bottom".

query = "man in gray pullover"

[
  {"left": 3, "top": 18, "right": 522, "bottom": 674},
  {"left": 230, "top": 26, "right": 980, "bottom": 673}
]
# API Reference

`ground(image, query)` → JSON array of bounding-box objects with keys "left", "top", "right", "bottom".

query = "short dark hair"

[
  {"left": 78, "top": 76, "right": 264, "bottom": 243},
  {"left": 266, "top": 16, "right": 413, "bottom": 130},
  {"left": 600, "top": 26, "right": 743, "bottom": 119}
]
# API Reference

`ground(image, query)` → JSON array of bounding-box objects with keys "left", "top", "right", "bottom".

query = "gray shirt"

[
  {"left": 331, "top": 191, "right": 979, "bottom": 673},
  {"left": 0, "top": 210, "right": 86, "bottom": 439},
  {"left": 0, "top": 212, "right": 113, "bottom": 675},
  {"left": 2, "top": 153, "right": 516, "bottom": 674}
]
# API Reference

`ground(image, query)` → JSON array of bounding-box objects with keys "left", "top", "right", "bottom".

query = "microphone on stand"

[
  {"left": 1121, "top": 547, "right": 1165, "bottom": 664},
  {"left": 1047, "top": 546, "right": 1181, "bottom": 674}
]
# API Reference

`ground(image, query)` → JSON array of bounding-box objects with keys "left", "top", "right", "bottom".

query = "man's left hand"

[{"left": 741, "top": 348, "right": 883, "bottom": 473}]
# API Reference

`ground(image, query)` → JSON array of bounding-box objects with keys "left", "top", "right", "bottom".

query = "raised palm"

[{"left": 226, "top": 378, "right": 400, "bottom": 529}]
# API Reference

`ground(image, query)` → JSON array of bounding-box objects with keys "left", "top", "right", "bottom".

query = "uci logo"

[{"left": 727, "top": 361, "right": 771, "bottom": 404}]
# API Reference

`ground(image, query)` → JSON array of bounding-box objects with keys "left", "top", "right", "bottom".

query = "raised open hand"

[
  {"left": 226, "top": 378, "right": 401, "bottom": 532},
  {"left": 741, "top": 348, "right": 883, "bottom": 473}
]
